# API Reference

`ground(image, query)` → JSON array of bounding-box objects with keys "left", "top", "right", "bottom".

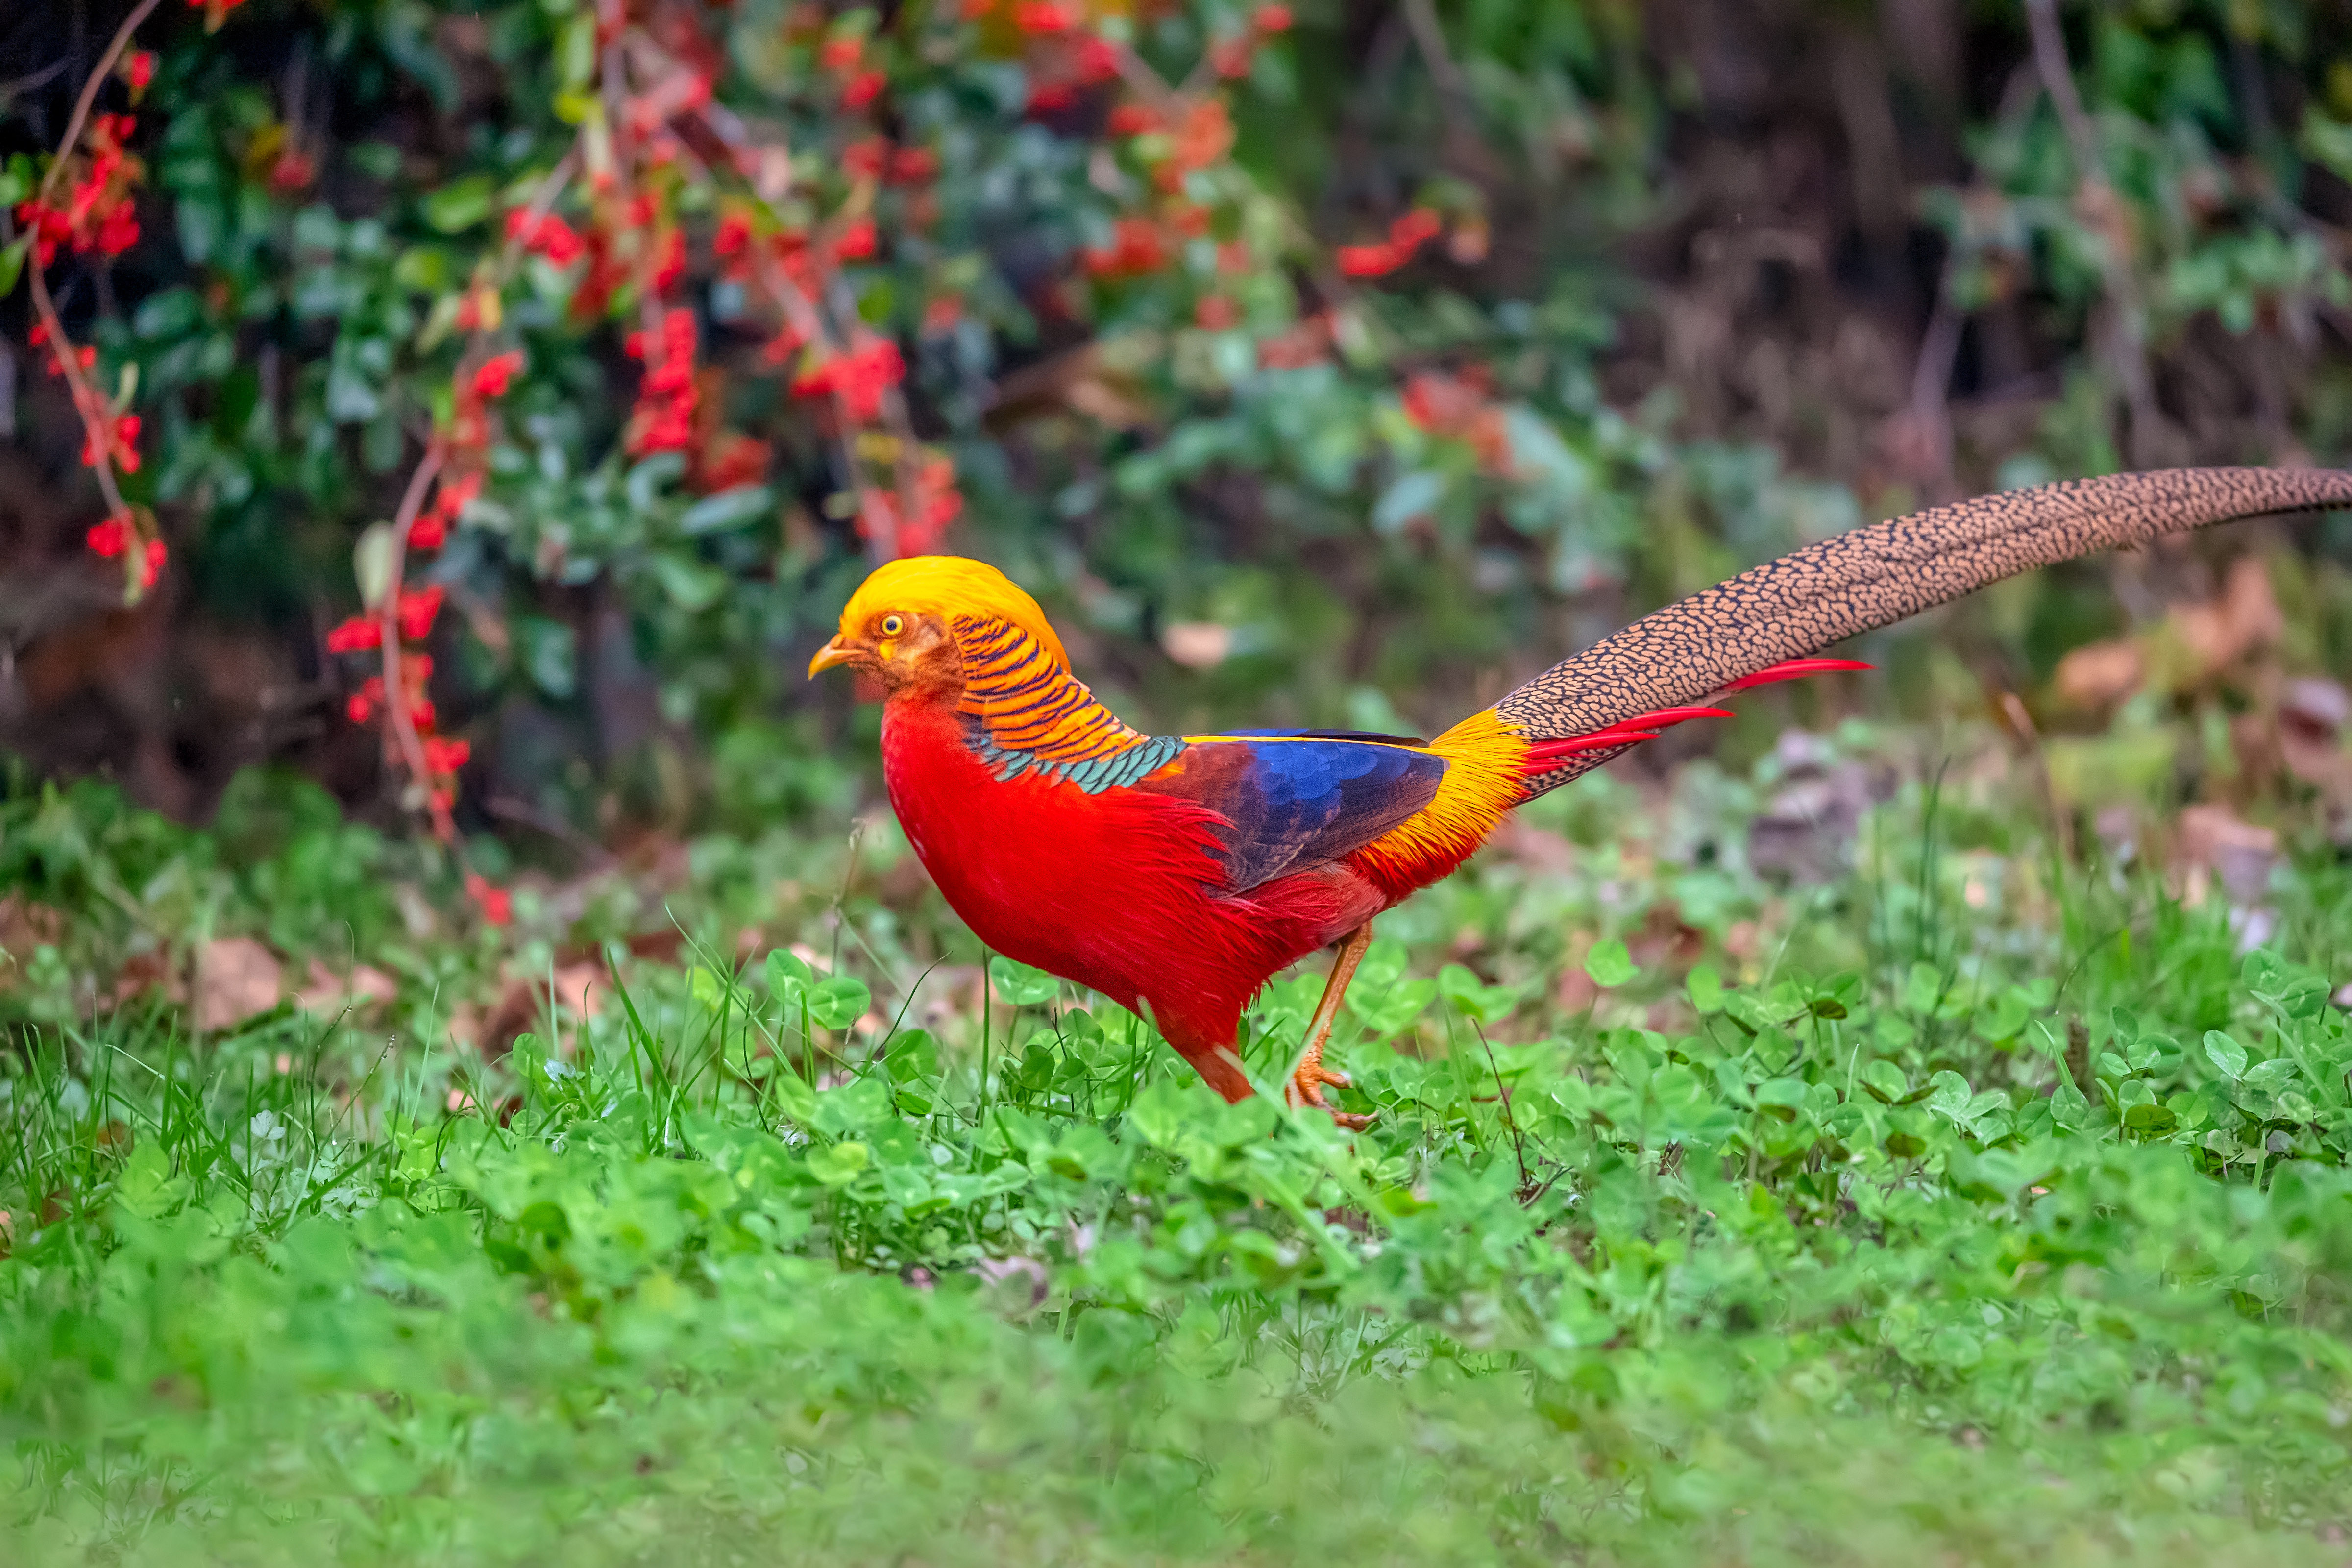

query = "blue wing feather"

[{"left": 1139, "top": 734, "right": 1447, "bottom": 893}]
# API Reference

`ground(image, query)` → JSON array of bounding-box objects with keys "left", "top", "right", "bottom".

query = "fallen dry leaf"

[
  {"left": 2175, "top": 803, "right": 2278, "bottom": 906},
  {"left": 1161, "top": 621, "right": 1234, "bottom": 670},
  {"left": 549, "top": 961, "right": 603, "bottom": 1022},
  {"left": 292, "top": 960, "right": 397, "bottom": 1019},
  {"left": 106, "top": 949, "right": 182, "bottom": 1010},
  {"left": 2052, "top": 639, "right": 2145, "bottom": 710},
  {"left": 2281, "top": 677, "right": 2352, "bottom": 791},
  {"left": 2173, "top": 556, "right": 2281, "bottom": 678},
  {"left": 196, "top": 937, "right": 283, "bottom": 1030}
]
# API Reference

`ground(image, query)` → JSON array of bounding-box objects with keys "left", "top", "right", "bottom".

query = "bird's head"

[{"left": 808, "top": 554, "right": 1067, "bottom": 698}]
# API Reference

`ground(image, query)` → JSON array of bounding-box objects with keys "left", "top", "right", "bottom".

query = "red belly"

[{"left": 878, "top": 699, "right": 1380, "bottom": 1063}]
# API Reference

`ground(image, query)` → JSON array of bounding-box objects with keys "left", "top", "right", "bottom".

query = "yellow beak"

[{"left": 807, "top": 636, "right": 859, "bottom": 678}]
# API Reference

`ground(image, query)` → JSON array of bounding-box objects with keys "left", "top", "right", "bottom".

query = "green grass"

[{"left": 9, "top": 725, "right": 2352, "bottom": 1563}]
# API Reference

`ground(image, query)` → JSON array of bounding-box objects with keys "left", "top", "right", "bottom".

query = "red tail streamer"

[
  {"left": 1715, "top": 657, "right": 1873, "bottom": 693},
  {"left": 1519, "top": 662, "right": 1870, "bottom": 782}
]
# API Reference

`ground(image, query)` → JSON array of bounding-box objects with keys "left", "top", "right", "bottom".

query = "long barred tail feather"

[{"left": 1498, "top": 467, "right": 2352, "bottom": 796}]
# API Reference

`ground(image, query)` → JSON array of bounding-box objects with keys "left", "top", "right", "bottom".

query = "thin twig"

[
  {"left": 36, "top": 0, "right": 163, "bottom": 206},
  {"left": 1400, "top": 0, "right": 1478, "bottom": 149},
  {"left": 2023, "top": 0, "right": 2172, "bottom": 465},
  {"left": 374, "top": 443, "right": 449, "bottom": 839},
  {"left": 1471, "top": 1019, "right": 1532, "bottom": 1195},
  {"left": 26, "top": 266, "right": 128, "bottom": 520},
  {"left": 22, "top": 0, "right": 164, "bottom": 544}
]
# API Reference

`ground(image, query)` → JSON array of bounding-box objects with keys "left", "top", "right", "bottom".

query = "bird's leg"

[{"left": 1286, "top": 924, "right": 1373, "bottom": 1127}]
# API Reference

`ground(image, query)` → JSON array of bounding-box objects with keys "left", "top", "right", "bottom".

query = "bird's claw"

[{"left": 1286, "top": 1063, "right": 1372, "bottom": 1129}]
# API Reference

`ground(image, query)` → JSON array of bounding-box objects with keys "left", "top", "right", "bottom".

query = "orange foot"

[{"left": 1285, "top": 1060, "right": 1371, "bottom": 1129}]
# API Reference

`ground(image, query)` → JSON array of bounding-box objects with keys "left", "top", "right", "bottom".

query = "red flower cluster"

[
  {"left": 464, "top": 872, "right": 513, "bottom": 928},
  {"left": 713, "top": 207, "right": 756, "bottom": 264},
  {"left": 696, "top": 431, "right": 773, "bottom": 492},
  {"left": 792, "top": 333, "right": 904, "bottom": 422},
  {"left": 824, "top": 35, "right": 885, "bottom": 108},
  {"left": 506, "top": 206, "right": 586, "bottom": 265},
  {"left": 341, "top": 648, "right": 442, "bottom": 729},
  {"left": 422, "top": 735, "right": 471, "bottom": 775},
  {"left": 408, "top": 470, "right": 482, "bottom": 551},
  {"left": 16, "top": 113, "right": 143, "bottom": 266},
  {"left": 397, "top": 585, "right": 446, "bottom": 642},
  {"left": 471, "top": 351, "right": 524, "bottom": 400},
  {"left": 625, "top": 307, "right": 700, "bottom": 455},
  {"left": 80, "top": 410, "right": 141, "bottom": 473},
  {"left": 1400, "top": 369, "right": 1512, "bottom": 472},
  {"left": 1082, "top": 216, "right": 1169, "bottom": 280},
  {"left": 833, "top": 215, "right": 878, "bottom": 262},
  {"left": 85, "top": 514, "right": 162, "bottom": 587},
  {"left": 26, "top": 321, "right": 96, "bottom": 379},
  {"left": 1336, "top": 207, "right": 1443, "bottom": 279},
  {"left": 1012, "top": 1, "right": 1077, "bottom": 33},
  {"left": 1153, "top": 100, "right": 1236, "bottom": 193},
  {"left": 326, "top": 616, "right": 382, "bottom": 654},
  {"left": 1020, "top": 18, "right": 1119, "bottom": 116},
  {"left": 86, "top": 515, "right": 133, "bottom": 558}
]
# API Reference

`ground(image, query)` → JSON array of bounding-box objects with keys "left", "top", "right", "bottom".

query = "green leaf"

[
  {"left": 421, "top": 174, "right": 496, "bottom": 233},
  {"left": 1860, "top": 1058, "right": 1908, "bottom": 1103},
  {"left": 1371, "top": 469, "right": 1446, "bottom": 533},
  {"left": 679, "top": 485, "right": 775, "bottom": 535},
  {"left": 113, "top": 1139, "right": 188, "bottom": 1220},
  {"left": 2240, "top": 1057, "right": 2299, "bottom": 1093},
  {"left": 1584, "top": 939, "right": 1636, "bottom": 989},
  {"left": 1925, "top": 1070, "right": 1973, "bottom": 1123},
  {"left": 805, "top": 1140, "right": 869, "bottom": 1187},
  {"left": 1437, "top": 963, "right": 1517, "bottom": 1024},
  {"left": 769, "top": 1070, "right": 816, "bottom": 1123},
  {"left": 0, "top": 234, "right": 30, "bottom": 302},
  {"left": 1901, "top": 962, "right": 1943, "bottom": 1015},
  {"left": 516, "top": 618, "right": 577, "bottom": 699},
  {"left": 689, "top": 965, "right": 735, "bottom": 1013},
  {"left": 558, "top": 12, "right": 599, "bottom": 89},
  {"left": 806, "top": 975, "right": 871, "bottom": 1031},
  {"left": 1124, "top": 1078, "right": 1205, "bottom": 1149},
  {"left": 2203, "top": 1030, "right": 2247, "bottom": 1080},
  {"left": 766, "top": 948, "right": 812, "bottom": 996},
  {"left": 988, "top": 956, "right": 1059, "bottom": 1007},
  {"left": 1685, "top": 964, "right": 1723, "bottom": 1014},
  {"left": 1351, "top": 977, "right": 1435, "bottom": 1036},
  {"left": 393, "top": 245, "right": 452, "bottom": 293},
  {"left": 352, "top": 521, "right": 397, "bottom": 609},
  {"left": 884, "top": 1029, "right": 938, "bottom": 1082}
]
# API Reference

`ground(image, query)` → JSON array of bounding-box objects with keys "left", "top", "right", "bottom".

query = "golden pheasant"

[{"left": 809, "top": 468, "right": 2352, "bottom": 1121}]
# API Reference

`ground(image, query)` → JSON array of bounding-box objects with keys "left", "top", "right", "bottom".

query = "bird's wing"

[{"left": 1136, "top": 731, "right": 1447, "bottom": 894}]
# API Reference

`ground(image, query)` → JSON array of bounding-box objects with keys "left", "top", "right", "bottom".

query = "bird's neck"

[{"left": 936, "top": 615, "right": 1181, "bottom": 789}]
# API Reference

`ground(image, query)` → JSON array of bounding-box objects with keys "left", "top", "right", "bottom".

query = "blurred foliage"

[{"left": 4, "top": 0, "right": 2352, "bottom": 852}]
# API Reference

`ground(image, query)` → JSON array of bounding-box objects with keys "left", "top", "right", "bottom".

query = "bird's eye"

[{"left": 879, "top": 614, "right": 906, "bottom": 637}]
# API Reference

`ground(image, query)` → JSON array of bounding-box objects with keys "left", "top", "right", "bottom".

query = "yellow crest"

[{"left": 837, "top": 555, "right": 1068, "bottom": 668}]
